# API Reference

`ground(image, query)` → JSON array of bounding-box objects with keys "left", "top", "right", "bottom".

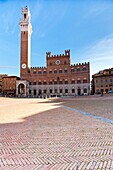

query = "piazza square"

[{"left": 0, "top": 94, "right": 113, "bottom": 169}]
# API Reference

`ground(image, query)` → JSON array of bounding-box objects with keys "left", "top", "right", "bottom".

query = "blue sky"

[{"left": 0, "top": 0, "right": 113, "bottom": 78}]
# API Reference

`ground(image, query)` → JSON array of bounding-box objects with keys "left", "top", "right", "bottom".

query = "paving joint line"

[{"left": 63, "top": 105, "right": 113, "bottom": 125}]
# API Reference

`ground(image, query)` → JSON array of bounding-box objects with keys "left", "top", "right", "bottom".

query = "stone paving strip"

[{"left": 0, "top": 96, "right": 113, "bottom": 169}]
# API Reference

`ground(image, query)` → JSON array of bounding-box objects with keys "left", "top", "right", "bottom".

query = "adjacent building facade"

[
  {"left": 2, "top": 76, "right": 20, "bottom": 96},
  {"left": 0, "top": 74, "right": 8, "bottom": 94},
  {"left": 92, "top": 68, "right": 113, "bottom": 94},
  {"left": 16, "top": 6, "right": 90, "bottom": 97}
]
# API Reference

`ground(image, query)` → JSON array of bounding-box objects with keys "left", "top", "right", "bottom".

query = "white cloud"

[
  {"left": 82, "top": 34, "right": 113, "bottom": 76},
  {"left": 84, "top": 2, "right": 111, "bottom": 19},
  {"left": 72, "top": 34, "right": 113, "bottom": 79},
  {"left": 0, "top": 66, "right": 17, "bottom": 68}
]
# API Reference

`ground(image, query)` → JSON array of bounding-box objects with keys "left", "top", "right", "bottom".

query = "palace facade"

[{"left": 16, "top": 6, "right": 90, "bottom": 97}]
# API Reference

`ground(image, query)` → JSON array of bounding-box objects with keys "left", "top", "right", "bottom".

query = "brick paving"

[{"left": 0, "top": 96, "right": 113, "bottom": 169}]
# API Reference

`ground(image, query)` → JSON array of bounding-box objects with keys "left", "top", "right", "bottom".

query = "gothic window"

[
  {"left": 50, "top": 62, "right": 52, "bottom": 66},
  {"left": 43, "top": 71, "right": 47, "bottom": 74},
  {"left": 77, "top": 67, "right": 80, "bottom": 72},
  {"left": 38, "top": 81, "right": 42, "bottom": 85},
  {"left": 54, "top": 81, "right": 57, "bottom": 84},
  {"left": 43, "top": 81, "right": 47, "bottom": 85},
  {"left": 33, "top": 81, "right": 36, "bottom": 85},
  {"left": 49, "top": 81, "right": 52, "bottom": 85},
  {"left": 54, "top": 70, "right": 57, "bottom": 74},
  {"left": 77, "top": 79, "right": 81, "bottom": 84},
  {"left": 59, "top": 81, "right": 63, "bottom": 84},
  {"left": 65, "top": 80, "right": 68, "bottom": 84},
  {"left": 84, "top": 88, "right": 87, "bottom": 93},
  {"left": 65, "top": 89, "right": 68, "bottom": 93},
  {"left": 29, "top": 89, "right": 31, "bottom": 94},
  {"left": 38, "top": 71, "right": 42, "bottom": 74},
  {"left": 59, "top": 69, "right": 62, "bottom": 73},
  {"left": 33, "top": 70, "right": 36, "bottom": 74},
  {"left": 71, "top": 80, "right": 75, "bottom": 84},
  {"left": 64, "top": 61, "right": 67, "bottom": 65},
  {"left": 83, "top": 67, "right": 87, "bottom": 71},
  {"left": 49, "top": 70, "right": 52, "bottom": 74},
  {"left": 44, "top": 89, "right": 47, "bottom": 93},
  {"left": 60, "top": 89, "right": 62, "bottom": 93},
  {"left": 55, "top": 89, "right": 57, "bottom": 93},
  {"left": 64, "top": 69, "right": 68, "bottom": 73},
  {"left": 83, "top": 78, "right": 87, "bottom": 83},
  {"left": 72, "top": 89, "right": 75, "bottom": 93},
  {"left": 71, "top": 68, "right": 75, "bottom": 73},
  {"left": 33, "top": 89, "right": 36, "bottom": 95},
  {"left": 50, "top": 89, "right": 52, "bottom": 93}
]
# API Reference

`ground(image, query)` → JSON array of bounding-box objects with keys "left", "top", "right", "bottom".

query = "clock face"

[
  {"left": 22, "top": 63, "right": 26, "bottom": 69},
  {"left": 56, "top": 60, "right": 60, "bottom": 65}
]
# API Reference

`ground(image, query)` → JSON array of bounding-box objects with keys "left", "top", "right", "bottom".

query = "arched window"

[
  {"left": 65, "top": 79, "right": 68, "bottom": 84},
  {"left": 72, "top": 88, "right": 75, "bottom": 93},
  {"left": 71, "top": 79, "right": 75, "bottom": 84},
  {"left": 54, "top": 80, "right": 57, "bottom": 84},
  {"left": 33, "top": 81, "right": 36, "bottom": 85},
  {"left": 49, "top": 80, "right": 52, "bottom": 85},
  {"left": 77, "top": 78, "right": 81, "bottom": 84},
  {"left": 43, "top": 70, "right": 47, "bottom": 74},
  {"left": 29, "top": 89, "right": 31, "bottom": 94},
  {"left": 65, "top": 89, "right": 68, "bottom": 93},
  {"left": 54, "top": 69, "right": 57, "bottom": 74},
  {"left": 49, "top": 70, "right": 52, "bottom": 74},
  {"left": 34, "top": 89, "right": 36, "bottom": 95},
  {"left": 83, "top": 78, "right": 87, "bottom": 83},
  {"left": 33, "top": 70, "right": 36, "bottom": 74},
  {"left": 64, "top": 68, "right": 68, "bottom": 73},
  {"left": 83, "top": 66, "right": 87, "bottom": 71},
  {"left": 60, "top": 89, "right": 62, "bottom": 93},
  {"left": 55, "top": 89, "right": 57, "bottom": 93},
  {"left": 64, "top": 60, "right": 67, "bottom": 64},
  {"left": 38, "top": 70, "right": 42, "bottom": 74},
  {"left": 71, "top": 68, "right": 75, "bottom": 73},
  {"left": 44, "top": 89, "right": 47, "bottom": 94},
  {"left": 50, "top": 89, "right": 52, "bottom": 93},
  {"left": 59, "top": 69, "right": 62, "bottom": 73},
  {"left": 77, "top": 67, "right": 80, "bottom": 72},
  {"left": 43, "top": 80, "right": 47, "bottom": 85},
  {"left": 38, "top": 80, "right": 42, "bottom": 85},
  {"left": 84, "top": 88, "right": 87, "bottom": 93}
]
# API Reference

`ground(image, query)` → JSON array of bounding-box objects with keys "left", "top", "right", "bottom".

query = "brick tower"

[{"left": 19, "top": 6, "right": 32, "bottom": 79}]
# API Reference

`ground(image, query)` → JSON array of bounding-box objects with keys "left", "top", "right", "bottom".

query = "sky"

[{"left": 0, "top": 0, "right": 113, "bottom": 79}]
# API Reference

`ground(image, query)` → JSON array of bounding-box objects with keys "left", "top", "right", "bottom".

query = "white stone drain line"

[{"left": 63, "top": 105, "right": 113, "bottom": 125}]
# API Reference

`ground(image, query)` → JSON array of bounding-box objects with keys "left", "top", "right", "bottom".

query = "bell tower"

[{"left": 19, "top": 6, "right": 32, "bottom": 79}]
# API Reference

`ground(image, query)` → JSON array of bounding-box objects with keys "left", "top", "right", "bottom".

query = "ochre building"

[
  {"left": 17, "top": 6, "right": 90, "bottom": 97},
  {"left": 0, "top": 74, "right": 8, "bottom": 94},
  {"left": 2, "top": 76, "right": 20, "bottom": 96},
  {"left": 92, "top": 68, "right": 113, "bottom": 94}
]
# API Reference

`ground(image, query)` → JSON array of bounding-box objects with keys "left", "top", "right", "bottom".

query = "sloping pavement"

[{"left": 0, "top": 97, "right": 113, "bottom": 170}]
